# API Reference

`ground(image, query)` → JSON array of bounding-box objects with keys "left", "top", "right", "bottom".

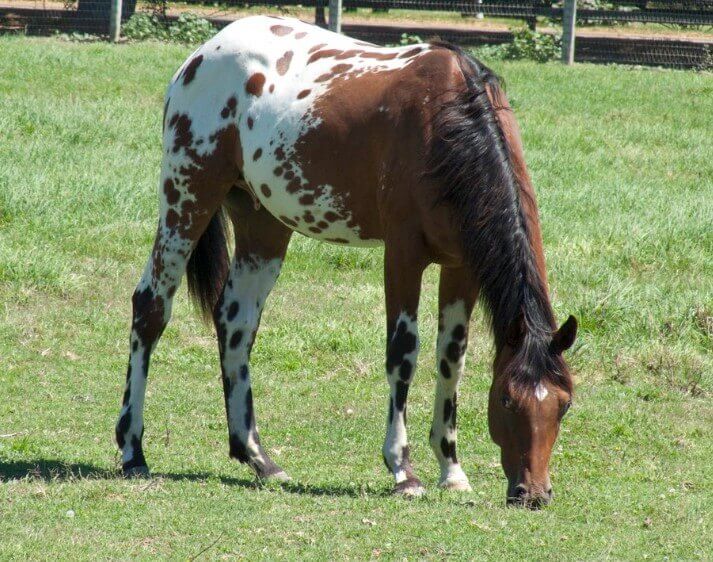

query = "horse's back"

[{"left": 163, "top": 16, "right": 467, "bottom": 247}]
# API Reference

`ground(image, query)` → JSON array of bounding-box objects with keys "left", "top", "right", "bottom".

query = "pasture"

[{"left": 0, "top": 37, "right": 711, "bottom": 559}]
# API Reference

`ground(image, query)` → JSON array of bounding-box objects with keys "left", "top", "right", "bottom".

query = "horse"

[{"left": 115, "top": 15, "right": 578, "bottom": 507}]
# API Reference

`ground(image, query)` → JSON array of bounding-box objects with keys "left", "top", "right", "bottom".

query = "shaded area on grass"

[{"left": 0, "top": 458, "right": 383, "bottom": 497}]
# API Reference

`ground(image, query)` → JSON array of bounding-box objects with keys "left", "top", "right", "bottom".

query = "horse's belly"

[{"left": 244, "top": 166, "right": 383, "bottom": 248}]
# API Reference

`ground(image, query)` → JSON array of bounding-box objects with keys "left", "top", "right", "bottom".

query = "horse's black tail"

[{"left": 186, "top": 208, "right": 230, "bottom": 322}]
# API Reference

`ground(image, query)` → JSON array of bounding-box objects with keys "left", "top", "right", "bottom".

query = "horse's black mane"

[{"left": 427, "top": 42, "right": 570, "bottom": 392}]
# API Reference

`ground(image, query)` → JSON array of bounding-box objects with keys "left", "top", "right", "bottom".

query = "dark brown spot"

[
  {"left": 446, "top": 341, "right": 462, "bottom": 363},
  {"left": 260, "top": 184, "right": 271, "bottom": 197},
  {"left": 399, "top": 360, "right": 413, "bottom": 381},
  {"left": 165, "top": 209, "right": 179, "bottom": 229},
  {"left": 182, "top": 54, "right": 203, "bottom": 86},
  {"left": 299, "top": 194, "right": 314, "bottom": 205},
  {"left": 400, "top": 46, "right": 423, "bottom": 58},
  {"left": 247, "top": 117, "right": 254, "bottom": 130},
  {"left": 307, "top": 49, "right": 342, "bottom": 65},
  {"left": 229, "top": 330, "right": 243, "bottom": 349},
  {"left": 394, "top": 380, "right": 408, "bottom": 411},
  {"left": 308, "top": 226, "right": 322, "bottom": 234},
  {"left": 280, "top": 215, "right": 297, "bottom": 227},
  {"left": 276, "top": 50, "right": 293, "bottom": 76},
  {"left": 227, "top": 301, "right": 239, "bottom": 322},
  {"left": 326, "top": 237, "right": 349, "bottom": 244},
  {"left": 283, "top": 170, "right": 295, "bottom": 181},
  {"left": 163, "top": 179, "right": 180, "bottom": 205},
  {"left": 286, "top": 178, "right": 301, "bottom": 193},
  {"left": 440, "top": 359, "right": 451, "bottom": 378},
  {"left": 361, "top": 51, "right": 398, "bottom": 61},
  {"left": 317, "top": 220, "right": 328, "bottom": 229},
  {"left": 295, "top": 31, "right": 307, "bottom": 39},
  {"left": 334, "top": 49, "right": 363, "bottom": 60},
  {"left": 274, "top": 146, "right": 286, "bottom": 161},
  {"left": 253, "top": 148, "right": 263, "bottom": 161},
  {"left": 443, "top": 398, "right": 453, "bottom": 424},
  {"left": 297, "top": 89, "right": 311, "bottom": 100},
  {"left": 170, "top": 113, "right": 193, "bottom": 154},
  {"left": 246, "top": 73, "right": 266, "bottom": 97},
  {"left": 308, "top": 43, "right": 327, "bottom": 54},
  {"left": 270, "top": 25, "right": 292, "bottom": 36},
  {"left": 440, "top": 437, "right": 457, "bottom": 462},
  {"left": 273, "top": 166, "right": 283, "bottom": 176},
  {"left": 314, "top": 63, "right": 354, "bottom": 83},
  {"left": 324, "top": 211, "right": 339, "bottom": 222},
  {"left": 220, "top": 96, "right": 237, "bottom": 119},
  {"left": 269, "top": 84, "right": 275, "bottom": 93},
  {"left": 303, "top": 211, "right": 315, "bottom": 223}
]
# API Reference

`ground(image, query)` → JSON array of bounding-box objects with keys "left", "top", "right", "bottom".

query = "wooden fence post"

[
  {"left": 329, "top": 0, "right": 343, "bottom": 33},
  {"left": 561, "top": 0, "right": 577, "bottom": 64},
  {"left": 109, "top": 0, "right": 122, "bottom": 42}
]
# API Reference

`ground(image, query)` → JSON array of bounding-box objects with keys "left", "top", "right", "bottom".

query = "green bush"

[
  {"left": 122, "top": 12, "right": 215, "bottom": 44},
  {"left": 122, "top": 13, "right": 167, "bottom": 41},
  {"left": 166, "top": 13, "right": 216, "bottom": 44},
  {"left": 474, "top": 27, "right": 561, "bottom": 63}
]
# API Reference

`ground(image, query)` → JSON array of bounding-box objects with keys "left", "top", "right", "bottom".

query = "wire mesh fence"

[
  {"left": 0, "top": 0, "right": 136, "bottom": 35},
  {"left": 0, "top": 1, "right": 711, "bottom": 68}
]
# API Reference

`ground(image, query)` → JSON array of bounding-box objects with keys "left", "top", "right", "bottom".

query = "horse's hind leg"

[
  {"left": 214, "top": 190, "right": 293, "bottom": 480},
  {"left": 429, "top": 266, "right": 478, "bottom": 491},
  {"left": 116, "top": 123, "right": 236, "bottom": 475}
]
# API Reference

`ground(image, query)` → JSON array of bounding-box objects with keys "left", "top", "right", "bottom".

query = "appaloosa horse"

[{"left": 115, "top": 15, "right": 578, "bottom": 507}]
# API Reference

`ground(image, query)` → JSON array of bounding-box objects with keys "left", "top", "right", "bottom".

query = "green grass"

[{"left": 0, "top": 37, "right": 711, "bottom": 560}]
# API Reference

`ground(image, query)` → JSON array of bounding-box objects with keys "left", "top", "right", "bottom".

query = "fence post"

[
  {"left": 329, "top": 0, "right": 343, "bottom": 33},
  {"left": 109, "top": 0, "right": 122, "bottom": 42},
  {"left": 561, "top": 0, "right": 577, "bottom": 65},
  {"left": 316, "top": 0, "right": 326, "bottom": 27}
]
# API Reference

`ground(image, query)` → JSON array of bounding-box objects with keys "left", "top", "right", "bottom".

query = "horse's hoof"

[
  {"left": 438, "top": 477, "right": 472, "bottom": 492},
  {"left": 123, "top": 465, "right": 151, "bottom": 478},
  {"left": 265, "top": 470, "right": 291, "bottom": 482},
  {"left": 392, "top": 478, "right": 426, "bottom": 498}
]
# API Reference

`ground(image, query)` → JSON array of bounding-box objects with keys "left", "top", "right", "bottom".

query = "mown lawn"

[{"left": 0, "top": 37, "right": 711, "bottom": 560}]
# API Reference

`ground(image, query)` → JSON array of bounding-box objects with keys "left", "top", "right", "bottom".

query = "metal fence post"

[
  {"left": 561, "top": 0, "right": 577, "bottom": 65},
  {"left": 109, "top": 0, "right": 122, "bottom": 42},
  {"left": 329, "top": 0, "right": 342, "bottom": 33}
]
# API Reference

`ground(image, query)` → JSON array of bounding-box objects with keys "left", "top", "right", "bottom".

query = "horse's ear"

[
  {"left": 505, "top": 312, "right": 526, "bottom": 347},
  {"left": 552, "top": 315, "right": 577, "bottom": 354}
]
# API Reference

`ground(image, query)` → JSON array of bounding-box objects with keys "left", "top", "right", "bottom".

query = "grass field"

[{"left": 0, "top": 37, "right": 711, "bottom": 560}]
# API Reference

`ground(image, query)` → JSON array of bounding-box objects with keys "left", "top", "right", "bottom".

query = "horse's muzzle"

[{"left": 506, "top": 485, "right": 553, "bottom": 509}]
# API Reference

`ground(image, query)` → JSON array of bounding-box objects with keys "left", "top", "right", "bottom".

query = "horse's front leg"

[
  {"left": 382, "top": 241, "right": 428, "bottom": 496},
  {"left": 429, "top": 266, "right": 478, "bottom": 491}
]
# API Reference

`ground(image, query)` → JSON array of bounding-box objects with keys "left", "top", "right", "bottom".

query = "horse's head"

[{"left": 488, "top": 315, "right": 577, "bottom": 508}]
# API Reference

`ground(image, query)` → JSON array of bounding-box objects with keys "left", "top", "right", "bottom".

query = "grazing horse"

[{"left": 115, "top": 15, "right": 578, "bottom": 507}]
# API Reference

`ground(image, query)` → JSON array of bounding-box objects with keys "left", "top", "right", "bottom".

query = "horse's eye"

[
  {"left": 501, "top": 395, "right": 512, "bottom": 409},
  {"left": 561, "top": 400, "right": 572, "bottom": 417}
]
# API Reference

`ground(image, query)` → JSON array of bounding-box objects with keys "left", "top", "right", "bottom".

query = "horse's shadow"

[{"left": 0, "top": 458, "right": 381, "bottom": 498}]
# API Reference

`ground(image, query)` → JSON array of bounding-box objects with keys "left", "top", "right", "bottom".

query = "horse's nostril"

[{"left": 506, "top": 485, "right": 529, "bottom": 506}]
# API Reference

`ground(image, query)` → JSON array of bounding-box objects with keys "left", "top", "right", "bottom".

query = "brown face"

[{"left": 488, "top": 316, "right": 577, "bottom": 508}]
